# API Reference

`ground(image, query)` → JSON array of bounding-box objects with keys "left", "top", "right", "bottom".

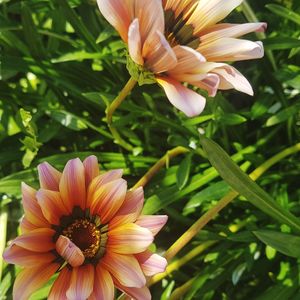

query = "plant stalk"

[{"left": 106, "top": 77, "right": 137, "bottom": 151}]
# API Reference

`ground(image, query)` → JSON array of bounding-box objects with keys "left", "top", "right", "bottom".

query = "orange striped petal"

[
  {"left": 135, "top": 250, "right": 167, "bottom": 276},
  {"left": 37, "top": 162, "right": 61, "bottom": 191},
  {"left": 144, "top": 31, "right": 177, "bottom": 73},
  {"left": 86, "top": 169, "right": 123, "bottom": 209},
  {"left": 20, "top": 217, "right": 38, "bottom": 233},
  {"left": 36, "top": 189, "right": 70, "bottom": 225},
  {"left": 102, "top": 253, "right": 145, "bottom": 288},
  {"left": 189, "top": 0, "right": 243, "bottom": 34},
  {"left": 21, "top": 182, "right": 49, "bottom": 228},
  {"left": 114, "top": 279, "right": 151, "bottom": 300},
  {"left": 97, "top": 0, "right": 131, "bottom": 42},
  {"left": 90, "top": 178, "right": 127, "bottom": 223},
  {"left": 109, "top": 187, "right": 144, "bottom": 229},
  {"left": 83, "top": 155, "right": 100, "bottom": 188},
  {"left": 128, "top": 19, "right": 144, "bottom": 65},
  {"left": 199, "top": 38, "right": 264, "bottom": 62},
  {"left": 213, "top": 65, "right": 253, "bottom": 96},
  {"left": 13, "top": 263, "right": 59, "bottom": 300},
  {"left": 89, "top": 264, "right": 114, "bottom": 300},
  {"left": 169, "top": 45, "right": 206, "bottom": 75},
  {"left": 12, "top": 228, "right": 55, "bottom": 252},
  {"left": 55, "top": 235, "right": 85, "bottom": 268},
  {"left": 156, "top": 76, "right": 206, "bottom": 117},
  {"left": 107, "top": 223, "right": 153, "bottom": 254},
  {"left": 66, "top": 264, "right": 94, "bottom": 300},
  {"left": 3, "top": 244, "right": 55, "bottom": 267},
  {"left": 130, "top": 0, "right": 164, "bottom": 43},
  {"left": 59, "top": 158, "right": 86, "bottom": 211},
  {"left": 201, "top": 22, "right": 267, "bottom": 42},
  {"left": 48, "top": 267, "right": 71, "bottom": 300},
  {"left": 135, "top": 215, "right": 168, "bottom": 236}
]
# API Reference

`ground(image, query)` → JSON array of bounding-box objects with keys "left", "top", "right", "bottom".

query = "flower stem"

[
  {"left": 131, "top": 146, "right": 189, "bottom": 190},
  {"left": 106, "top": 77, "right": 137, "bottom": 151},
  {"left": 164, "top": 143, "right": 300, "bottom": 262},
  {"left": 0, "top": 206, "right": 8, "bottom": 281}
]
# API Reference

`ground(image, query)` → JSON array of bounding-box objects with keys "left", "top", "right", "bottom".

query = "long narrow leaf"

[{"left": 200, "top": 136, "right": 300, "bottom": 233}]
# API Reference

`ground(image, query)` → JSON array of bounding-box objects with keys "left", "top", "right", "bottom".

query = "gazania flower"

[
  {"left": 3, "top": 156, "right": 167, "bottom": 300},
  {"left": 97, "top": 0, "right": 266, "bottom": 117}
]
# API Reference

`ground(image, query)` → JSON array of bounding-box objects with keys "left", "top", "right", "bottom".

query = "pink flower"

[
  {"left": 97, "top": 0, "right": 266, "bottom": 117},
  {"left": 3, "top": 156, "right": 167, "bottom": 300}
]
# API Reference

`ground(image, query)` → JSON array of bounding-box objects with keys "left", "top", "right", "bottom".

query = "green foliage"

[{"left": 1, "top": 0, "right": 300, "bottom": 299}]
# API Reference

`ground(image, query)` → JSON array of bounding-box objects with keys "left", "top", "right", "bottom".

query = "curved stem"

[
  {"left": 106, "top": 77, "right": 137, "bottom": 151},
  {"left": 0, "top": 206, "right": 8, "bottom": 281},
  {"left": 163, "top": 143, "right": 300, "bottom": 262},
  {"left": 131, "top": 146, "right": 189, "bottom": 190}
]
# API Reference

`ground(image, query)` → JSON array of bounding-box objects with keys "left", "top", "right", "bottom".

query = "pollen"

[{"left": 63, "top": 219, "right": 101, "bottom": 258}]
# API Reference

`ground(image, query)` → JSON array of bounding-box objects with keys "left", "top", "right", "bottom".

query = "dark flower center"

[
  {"left": 164, "top": 9, "right": 200, "bottom": 49},
  {"left": 63, "top": 219, "right": 101, "bottom": 258}
]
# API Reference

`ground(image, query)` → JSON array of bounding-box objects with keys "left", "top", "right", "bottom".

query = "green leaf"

[
  {"left": 219, "top": 113, "right": 247, "bottom": 126},
  {"left": 232, "top": 263, "right": 247, "bottom": 285},
  {"left": 263, "top": 37, "right": 300, "bottom": 50},
  {"left": 49, "top": 110, "right": 88, "bottom": 131},
  {"left": 254, "top": 230, "right": 300, "bottom": 258},
  {"left": 200, "top": 136, "right": 300, "bottom": 233},
  {"left": 266, "top": 4, "right": 300, "bottom": 26},
  {"left": 265, "top": 103, "right": 300, "bottom": 127},
  {"left": 184, "top": 181, "right": 230, "bottom": 210},
  {"left": 176, "top": 153, "right": 192, "bottom": 190}
]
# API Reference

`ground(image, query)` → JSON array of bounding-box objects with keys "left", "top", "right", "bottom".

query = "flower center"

[
  {"left": 164, "top": 9, "right": 200, "bottom": 49},
  {"left": 63, "top": 219, "right": 100, "bottom": 258}
]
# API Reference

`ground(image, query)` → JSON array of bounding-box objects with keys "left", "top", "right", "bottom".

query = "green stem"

[
  {"left": 106, "top": 77, "right": 137, "bottom": 151},
  {"left": 163, "top": 143, "right": 300, "bottom": 262},
  {"left": 0, "top": 207, "right": 8, "bottom": 281},
  {"left": 131, "top": 146, "right": 189, "bottom": 190}
]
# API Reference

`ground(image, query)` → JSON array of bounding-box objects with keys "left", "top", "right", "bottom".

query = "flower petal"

[
  {"left": 102, "top": 252, "right": 145, "bottom": 288},
  {"left": 3, "top": 244, "right": 55, "bottom": 267},
  {"left": 144, "top": 31, "right": 177, "bottom": 73},
  {"left": 135, "top": 250, "right": 167, "bottom": 276},
  {"left": 21, "top": 182, "right": 49, "bottom": 228},
  {"left": 13, "top": 263, "right": 59, "bottom": 300},
  {"left": 86, "top": 169, "right": 123, "bottom": 209},
  {"left": 128, "top": 19, "right": 144, "bottom": 65},
  {"left": 48, "top": 267, "right": 71, "bottom": 300},
  {"left": 109, "top": 187, "right": 144, "bottom": 229},
  {"left": 12, "top": 228, "right": 56, "bottom": 252},
  {"left": 59, "top": 158, "right": 86, "bottom": 211},
  {"left": 213, "top": 65, "right": 254, "bottom": 95},
  {"left": 189, "top": 0, "right": 243, "bottom": 34},
  {"left": 55, "top": 235, "right": 85, "bottom": 268},
  {"left": 201, "top": 22, "right": 267, "bottom": 42},
  {"left": 97, "top": 0, "right": 132, "bottom": 41},
  {"left": 107, "top": 223, "right": 153, "bottom": 254},
  {"left": 198, "top": 38, "right": 264, "bottom": 62},
  {"left": 83, "top": 155, "right": 100, "bottom": 188},
  {"left": 89, "top": 264, "right": 114, "bottom": 300},
  {"left": 114, "top": 279, "right": 151, "bottom": 300},
  {"left": 90, "top": 178, "right": 127, "bottom": 223},
  {"left": 37, "top": 162, "right": 62, "bottom": 191},
  {"left": 156, "top": 76, "right": 206, "bottom": 117},
  {"left": 36, "top": 189, "right": 70, "bottom": 225},
  {"left": 192, "top": 73, "right": 220, "bottom": 97},
  {"left": 168, "top": 45, "right": 206, "bottom": 76},
  {"left": 66, "top": 265, "right": 94, "bottom": 300},
  {"left": 20, "top": 217, "right": 38, "bottom": 233},
  {"left": 135, "top": 215, "right": 168, "bottom": 236}
]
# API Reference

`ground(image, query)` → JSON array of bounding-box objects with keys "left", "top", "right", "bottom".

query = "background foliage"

[{"left": 1, "top": 0, "right": 300, "bottom": 299}]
